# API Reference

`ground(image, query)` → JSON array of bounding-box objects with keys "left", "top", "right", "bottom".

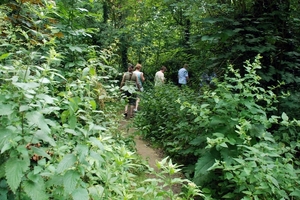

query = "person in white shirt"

[
  {"left": 133, "top": 63, "right": 145, "bottom": 111},
  {"left": 154, "top": 66, "right": 167, "bottom": 86}
]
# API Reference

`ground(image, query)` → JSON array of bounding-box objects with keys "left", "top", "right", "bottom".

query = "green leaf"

[
  {"left": 281, "top": 112, "right": 289, "bottom": 121},
  {"left": 90, "top": 100, "right": 97, "bottom": 110},
  {"left": 0, "top": 164, "right": 5, "bottom": 178},
  {"left": 45, "top": 175, "right": 63, "bottom": 187},
  {"left": 36, "top": 94, "right": 55, "bottom": 104},
  {"left": 34, "top": 130, "right": 56, "bottom": 146},
  {"left": 201, "top": 35, "right": 216, "bottom": 41},
  {"left": 23, "top": 179, "right": 48, "bottom": 200},
  {"left": 13, "top": 82, "right": 40, "bottom": 90},
  {"left": 0, "top": 128, "right": 17, "bottom": 153},
  {"left": 290, "top": 190, "right": 300, "bottom": 197},
  {"left": 56, "top": 154, "right": 77, "bottom": 174},
  {"left": 0, "top": 104, "right": 14, "bottom": 115},
  {"left": 0, "top": 53, "right": 11, "bottom": 60},
  {"left": 26, "top": 111, "right": 50, "bottom": 134},
  {"left": 69, "top": 115, "right": 77, "bottom": 129},
  {"left": 88, "top": 185, "right": 104, "bottom": 199},
  {"left": 210, "top": 116, "right": 226, "bottom": 125},
  {"left": 222, "top": 192, "right": 235, "bottom": 198},
  {"left": 5, "top": 157, "right": 29, "bottom": 193},
  {"left": 69, "top": 46, "right": 83, "bottom": 53},
  {"left": 89, "top": 137, "right": 104, "bottom": 150},
  {"left": 194, "top": 153, "right": 215, "bottom": 177},
  {"left": 266, "top": 174, "right": 279, "bottom": 188},
  {"left": 61, "top": 110, "right": 69, "bottom": 123},
  {"left": 75, "top": 145, "right": 89, "bottom": 163},
  {"left": 63, "top": 170, "right": 80, "bottom": 194},
  {"left": 82, "top": 67, "right": 90, "bottom": 77},
  {"left": 72, "top": 187, "right": 89, "bottom": 200},
  {"left": 90, "top": 151, "right": 104, "bottom": 163},
  {"left": 0, "top": 179, "right": 8, "bottom": 200},
  {"left": 65, "top": 128, "right": 80, "bottom": 136},
  {"left": 89, "top": 67, "right": 96, "bottom": 76}
]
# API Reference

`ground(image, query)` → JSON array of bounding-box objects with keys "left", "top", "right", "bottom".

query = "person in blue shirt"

[{"left": 178, "top": 64, "right": 189, "bottom": 87}]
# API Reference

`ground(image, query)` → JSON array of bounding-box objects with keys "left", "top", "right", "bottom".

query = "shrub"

[{"left": 135, "top": 55, "right": 300, "bottom": 199}]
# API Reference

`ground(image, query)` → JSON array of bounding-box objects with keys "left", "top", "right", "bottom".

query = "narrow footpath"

[
  {"left": 118, "top": 117, "right": 183, "bottom": 195},
  {"left": 119, "top": 118, "right": 163, "bottom": 170}
]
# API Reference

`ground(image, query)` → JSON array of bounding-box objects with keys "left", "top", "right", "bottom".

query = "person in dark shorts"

[{"left": 120, "top": 64, "right": 140, "bottom": 118}]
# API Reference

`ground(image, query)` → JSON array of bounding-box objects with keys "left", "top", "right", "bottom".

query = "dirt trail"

[
  {"left": 119, "top": 118, "right": 183, "bottom": 195},
  {"left": 119, "top": 119, "right": 162, "bottom": 170}
]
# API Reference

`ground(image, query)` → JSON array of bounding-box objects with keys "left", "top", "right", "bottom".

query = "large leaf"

[
  {"left": 88, "top": 185, "right": 104, "bottom": 199},
  {"left": 89, "top": 137, "right": 104, "bottom": 150},
  {"left": 72, "top": 187, "right": 89, "bottom": 200},
  {"left": 12, "top": 82, "right": 40, "bottom": 90},
  {"left": 194, "top": 153, "right": 215, "bottom": 178},
  {"left": 36, "top": 94, "right": 55, "bottom": 104},
  {"left": 68, "top": 115, "right": 77, "bottom": 129},
  {"left": 5, "top": 157, "right": 29, "bottom": 193},
  {"left": 23, "top": 178, "right": 48, "bottom": 200},
  {"left": 290, "top": 190, "right": 300, "bottom": 198},
  {"left": 63, "top": 170, "right": 80, "bottom": 194},
  {"left": 26, "top": 111, "right": 50, "bottom": 134},
  {"left": 34, "top": 130, "right": 56, "bottom": 146},
  {"left": 56, "top": 154, "right": 77, "bottom": 174},
  {"left": 0, "top": 128, "right": 17, "bottom": 153},
  {"left": 75, "top": 144, "right": 89, "bottom": 163},
  {"left": 0, "top": 104, "right": 14, "bottom": 115}
]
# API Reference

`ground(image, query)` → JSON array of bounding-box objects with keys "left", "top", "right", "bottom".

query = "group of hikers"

[{"left": 119, "top": 63, "right": 189, "bottom": 118}]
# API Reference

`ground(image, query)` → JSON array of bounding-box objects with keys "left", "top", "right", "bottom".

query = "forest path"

[
  {"left": 119, "top": 118, "right": 163, "bottom": 170},
  {"left": 118, "top": 117, "right": 183, "bottom": 194}
]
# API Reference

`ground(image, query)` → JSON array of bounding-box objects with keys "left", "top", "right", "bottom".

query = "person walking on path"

[
  {"left": 133, "top": 63, "right": 145, "bottom": 112},
  {"left": 178, "top": 64, "right": 189, "bottom": 87},
  {"left": 154, "top": 66, "right": 167, "bottom": 86},
  {"left": 120, "top": 63, "right": 140, "bottom": 118}
]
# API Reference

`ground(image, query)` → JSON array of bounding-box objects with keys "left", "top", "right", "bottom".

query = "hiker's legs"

[{"left": 134, "top": 98, "right": 140, "bottom": 111}]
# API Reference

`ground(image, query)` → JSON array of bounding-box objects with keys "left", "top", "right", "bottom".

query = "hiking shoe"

[
  {"left": 133, "top": 109, "right": 138, "bottom": 112},
  {"left": 124, "top": 113, "right": 127, "bottom": 117}
]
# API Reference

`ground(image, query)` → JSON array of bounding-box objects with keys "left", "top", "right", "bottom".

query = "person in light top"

[
  {"left": 154, "top": 66, "right": 167, "bottom": 86},
  {"left": 133, "top": 63, "right": 145, "bottom": 111}
]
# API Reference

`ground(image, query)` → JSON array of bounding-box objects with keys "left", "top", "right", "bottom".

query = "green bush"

[
  {"left": 134, "top": 84, "right": 203, "bottom": 164},
  {"left": 134, "top": 55, "right": 300, "bottom": 199}
]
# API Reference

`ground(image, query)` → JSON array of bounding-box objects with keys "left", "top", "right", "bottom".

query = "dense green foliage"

[
  {"left": 1, "top": 0, "right": 300, "bottom": 199},
  {"left": 0, "top": 1, "right": 203, "bottom": 199},
  {"left": 134, "top": 56, "right": 300, "bottom": 199}
]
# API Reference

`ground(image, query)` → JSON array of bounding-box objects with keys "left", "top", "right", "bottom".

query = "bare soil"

[{"left": 119, "top": 119, "right": 163, "bottom": 170}]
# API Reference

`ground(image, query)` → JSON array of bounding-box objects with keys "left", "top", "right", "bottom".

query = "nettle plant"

[{"left": 180, "top": 55, "right": 300, "bottom": 199}]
